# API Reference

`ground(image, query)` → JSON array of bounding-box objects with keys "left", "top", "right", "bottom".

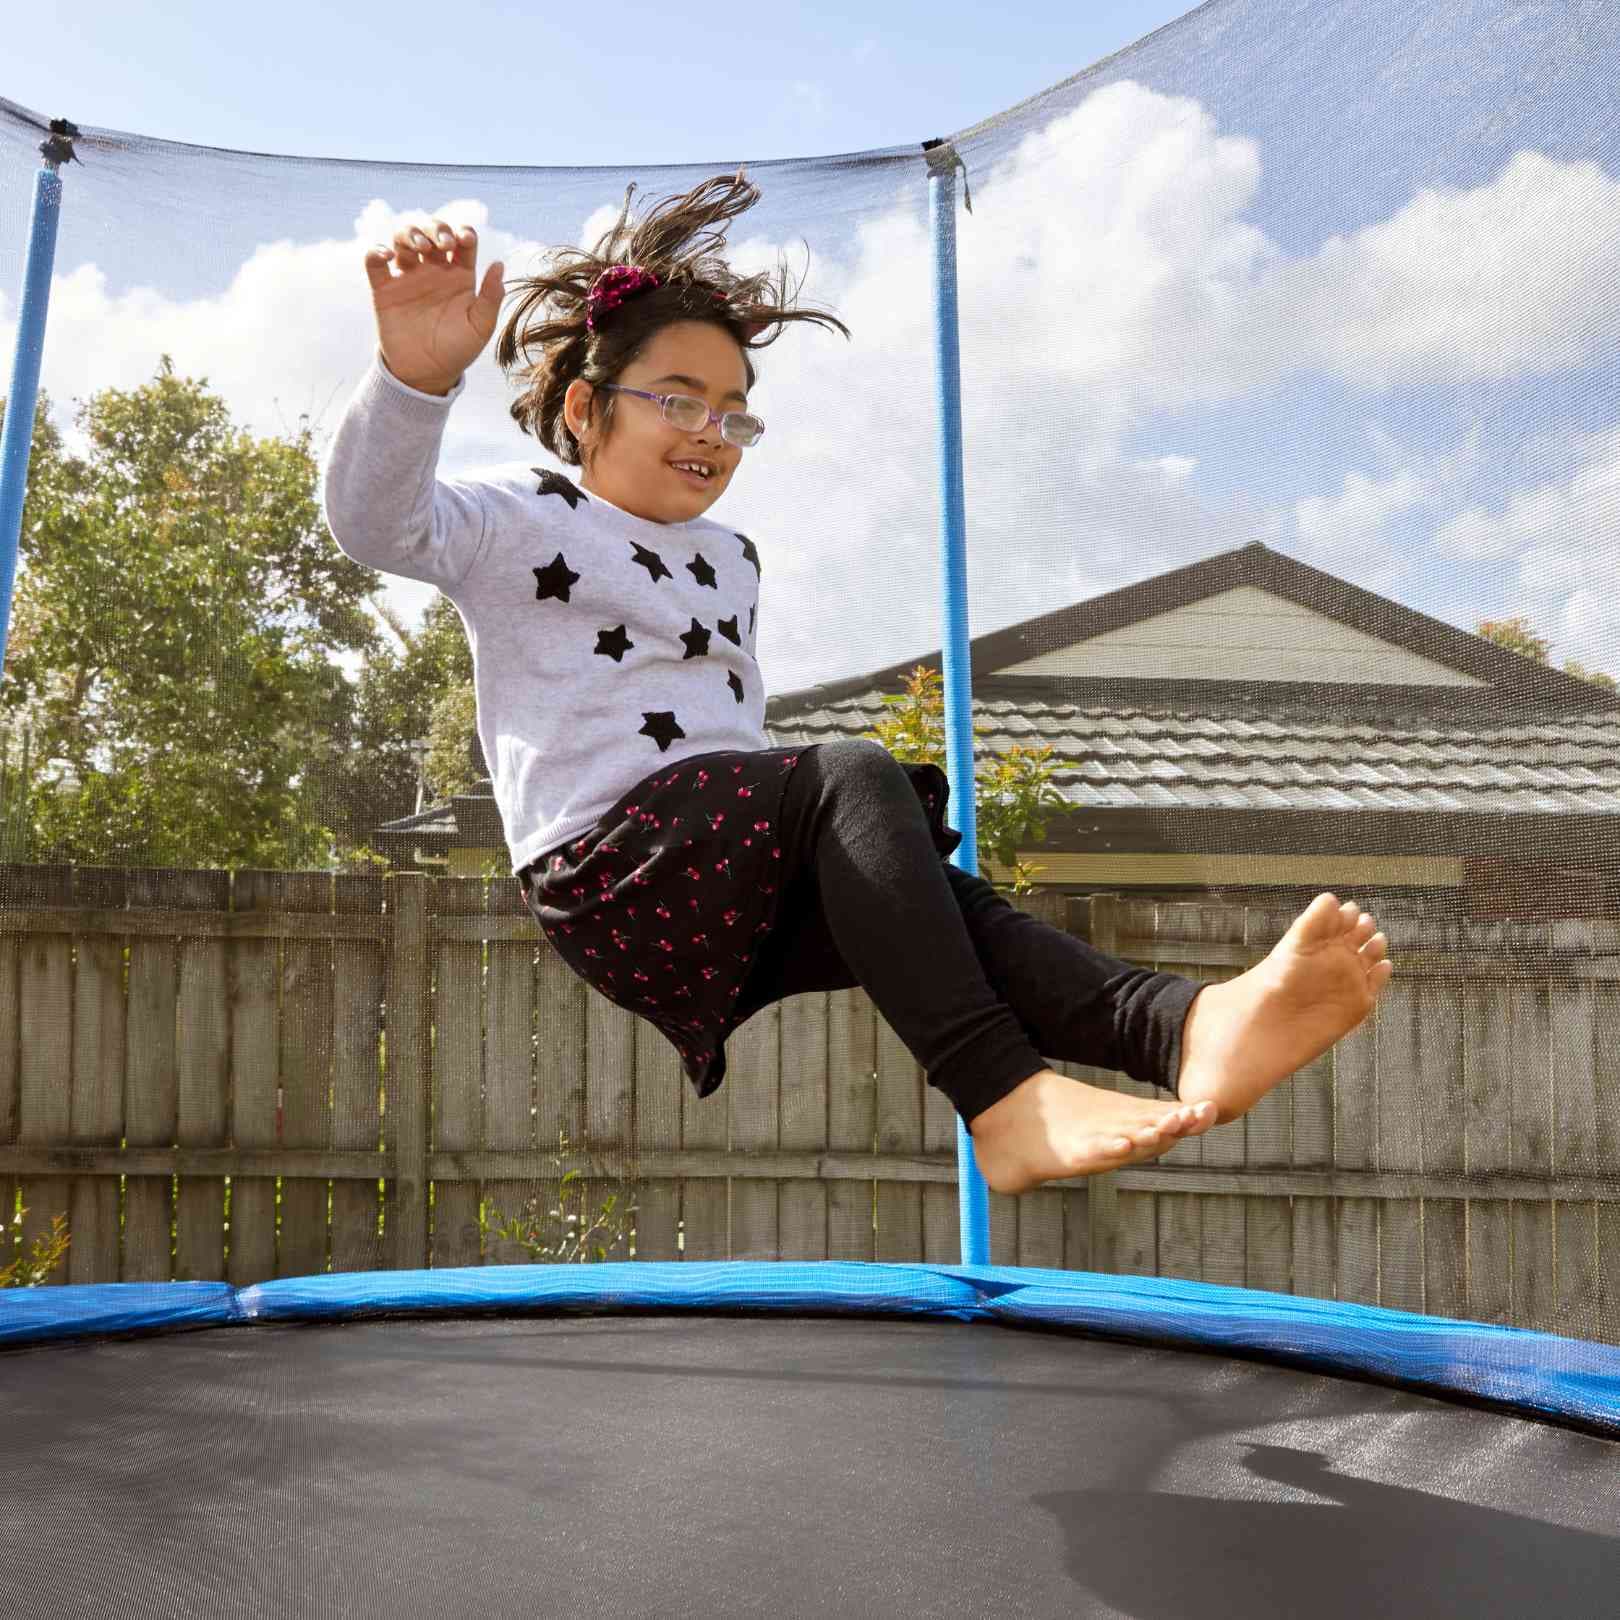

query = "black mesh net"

[{"left": 1, "top": 0, "right": 1617, "bottom": 1368}]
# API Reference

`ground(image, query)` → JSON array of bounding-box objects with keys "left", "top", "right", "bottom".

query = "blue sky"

[
  {"left": 10, "top": 0, "right": 1197, "bottom": 168},
  {"left": 2, "top": 0, "right": 1616, "bottom": 695}
]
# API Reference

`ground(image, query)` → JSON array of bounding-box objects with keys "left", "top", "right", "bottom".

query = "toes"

[
  {"left": 1293, "top": 892, "right": 1344, "bottom": 944},
  {"left": 1358, "top": 929, "right": 1388, "bottom": 962}
]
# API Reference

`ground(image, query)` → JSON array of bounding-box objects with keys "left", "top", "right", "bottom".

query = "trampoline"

[
  {"left": 3, "top": 1264, "right": 1620, "bottom": 1616},
  {"left": 5, "top": 0, "right": 1620, "bottom": 1614}
]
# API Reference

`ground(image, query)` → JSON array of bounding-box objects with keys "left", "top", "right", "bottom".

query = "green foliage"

[
  {"left": 479, "top": 1131, "right": 640, "bottom": 1263},
  {"left": 1477, "top": 614, "right": 1617, "bottom": 692},
  {"left": 859, "top": 664, "right": 1070, "bottom": 896},
  {"left": 0, "top": 359, "right": 474, "bottom": 871},
  {"left": 0, "top": 1206, "right": 71, "bottom": 1288}
]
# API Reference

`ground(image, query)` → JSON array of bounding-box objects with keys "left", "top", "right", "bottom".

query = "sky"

[
  {"left": 12, "top": 1, "right": 1198, "bottom": 169},
  {"left": 2, "top": 0, "right": 1617, "bottom": 698}
]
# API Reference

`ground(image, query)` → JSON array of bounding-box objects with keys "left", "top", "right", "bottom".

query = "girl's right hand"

[{"left": 364, "top": 219, "right": 506, "bottom": 396}]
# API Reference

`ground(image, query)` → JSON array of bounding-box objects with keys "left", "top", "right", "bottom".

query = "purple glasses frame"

[{"left": 594, "top": 384, "right": 765, "bottom": 449}]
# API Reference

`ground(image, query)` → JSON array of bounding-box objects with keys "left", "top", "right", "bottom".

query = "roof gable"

[
  {"left": 999, "top": 584, "right": 1487, "bottom": 686},
  {"left": 768, "top": 541, "right": 1614, "bottom": 718}
]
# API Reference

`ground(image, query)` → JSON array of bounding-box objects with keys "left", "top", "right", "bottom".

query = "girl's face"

[{"left": 565, "top": 320, "right": 752, "bottom": 525}]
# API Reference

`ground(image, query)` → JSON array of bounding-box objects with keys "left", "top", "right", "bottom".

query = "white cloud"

[{"left": 1431, "top": 425, "right": 1620, "bottom": 673}]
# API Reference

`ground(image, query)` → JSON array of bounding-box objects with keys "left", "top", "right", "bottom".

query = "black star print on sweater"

[
  {"left": 534, "top": 553, "right": 581, "bottom": 603},
  {"left": 641, "top": 712, "right": 686, "bottom": 751},
  {"left": 531, "top": 468, "right": 588, "bottom": 509},
  {"left": 631, "top": 541, "right": 674, "bottom": 583},
  {"left": 596, "top": 624, "right": 633, "bottom": 661}
]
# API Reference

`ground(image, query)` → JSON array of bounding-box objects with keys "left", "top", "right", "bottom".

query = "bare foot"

[
  {"left": 1175, "top": 892, "right": 1394, "bottom": 1126},
  {"left": 968, "top": 1068, "right": 1220, "bottom": 1196}
]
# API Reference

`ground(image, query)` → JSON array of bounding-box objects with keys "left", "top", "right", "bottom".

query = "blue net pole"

[
  {"left": 925, "top": 141, "right": 990, "bottom": 1267},
  {"left": 0, "top": 127, "right": 71, "bottom": 687}
]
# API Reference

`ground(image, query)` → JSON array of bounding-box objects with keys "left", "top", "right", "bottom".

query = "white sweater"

[{"left": 320, "top": 352, "right": 770, "bottom": 875}]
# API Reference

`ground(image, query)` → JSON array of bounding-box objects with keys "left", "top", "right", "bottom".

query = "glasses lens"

[
  {"left": 664, "top": 394, "right": 708, "bottom": 431},
  {"left": 723, "top": 413, "right": 764, "bottom": 448}
]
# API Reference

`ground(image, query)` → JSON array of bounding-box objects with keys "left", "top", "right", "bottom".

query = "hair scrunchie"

[{"left": 585, "top": 266, "right": 661, "bottom": 333}]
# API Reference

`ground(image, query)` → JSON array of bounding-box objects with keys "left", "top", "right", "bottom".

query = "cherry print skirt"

[{"left": 518, "top": 745, "right": 962, "bottom": 1102}]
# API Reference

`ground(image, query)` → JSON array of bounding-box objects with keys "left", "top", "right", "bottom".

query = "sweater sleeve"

[{"left": 320, "top": 349, "right": 491, "bottom": 592}]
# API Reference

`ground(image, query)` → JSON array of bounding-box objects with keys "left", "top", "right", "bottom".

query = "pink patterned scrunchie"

[
  {"left": 585, "top": 265, "right": 661, "bottom": 332},
  {"left": 585, "top": 264, "right": 739, "bottom": 335}
]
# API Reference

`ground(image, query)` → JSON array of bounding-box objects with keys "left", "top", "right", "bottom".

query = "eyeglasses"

[{"left": 595, "top": 384, "right": 765, "bottom": 450}]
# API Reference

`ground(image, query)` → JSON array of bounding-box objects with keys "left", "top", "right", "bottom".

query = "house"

[{"left": 372, "top": 541, "right": 1620, "bottom": 919}]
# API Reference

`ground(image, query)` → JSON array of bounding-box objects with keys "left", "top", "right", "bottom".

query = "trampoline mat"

[{"left": 2, "top": 1312, "right": 1617, "bottom": 1618}]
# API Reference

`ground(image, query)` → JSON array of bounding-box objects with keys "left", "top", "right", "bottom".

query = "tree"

[
  {"left": 859, "top": 663, "right": 1069, "bottom": 895},
  {"left": 1476, "top": 614, "right": 1617, "bottom": 693},
  {"left": 0, "top": 358, "right": 433, "bottom": 870}
]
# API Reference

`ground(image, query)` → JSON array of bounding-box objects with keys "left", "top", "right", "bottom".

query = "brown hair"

[{"left": 492, "top": 167, "right": 851, "bottom": 469}]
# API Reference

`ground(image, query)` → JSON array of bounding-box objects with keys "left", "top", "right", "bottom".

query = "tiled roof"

[{"left": 765, "top": 690, "right": 1620, "bottom": 819}]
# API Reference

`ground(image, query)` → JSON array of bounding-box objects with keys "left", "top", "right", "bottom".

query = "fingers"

[{"left": 363, "top": 219, "right": 483, "bottom": 281}]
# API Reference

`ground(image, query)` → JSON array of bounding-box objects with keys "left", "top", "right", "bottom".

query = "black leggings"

[{"left": 732, "top": 739, "right": 1205, "bottom": 1125}]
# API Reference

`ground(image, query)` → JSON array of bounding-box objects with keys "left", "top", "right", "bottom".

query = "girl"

[{"left": 323, "top": 169, "right": 1393, "bottom": 1197}]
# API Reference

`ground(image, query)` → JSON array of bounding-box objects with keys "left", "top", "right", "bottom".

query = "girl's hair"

[{"left": 493, "top": 168, "right": 851, "bottom": 467}]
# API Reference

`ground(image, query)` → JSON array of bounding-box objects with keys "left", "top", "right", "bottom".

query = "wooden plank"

[
  {"left": 18, "top": 866, "right": 72, "bottom": 1285},
  {"left": 1336, "top": 933, "right": 1379, "bottom": 1306},
  {"left": 1465, "top": 933, "right": 1513, "bottom": 1325},
  {"left": 431, "top": 875, "right": 484, "bottom": 1271},
  {"left": 1246, "top": 1190, "right": 1290, "bottom": 1294},
  {"left": 67, "top": 866, "right": 124, "bottom": 1284},
  {"left": 1116, "top": 1188, "right": 1155, "bottom": 1277},
  {"left": 1339, "top": 1198, "right": 1379, "bottom": 1308},
  {"left": 778, "top": 990, "right": 829, "bottom": 1262},
  {"left": 277, "top": 873, "right": 333, "bottom": 1279},
  {"left": 1018, "top": 1188, "right": 1065, "bottom": 1269},
  {"left": 827, "top": 989, "right": 876, "bottom": 1262},
  {"left": 874, "top": 1010, "right": 923, "bottom": 1265},
  {"left": 1602, "top": 1201, "right": 1620, "bottom": 1348},
  {"left": 173, "top": 869, "right": 230, "bottom": 1285},
  {"left": 1061, "top": 1187, "right": 1091, "bottom": 1274},
  {"left": 1, "top": 1143, "right": 1608, "bottom": 1203},
  {"left": 535, "top": 929, "right": 587, "bottom": 1156},
  {"left": 383, "top": 873, "right": 431, "bottom": 1273},
  {"left": 1376, "top": 969, "right": 1424, "bottom": 1315},
  {"left": 330, "top": 873, "right": 385, "bottom": 1276},
  {"left": 1594, "top": 982, "right": 1620, "bottom": 1345},
  {"left": 226, "top": 871, "right": 279, "bottom": 1286},
  {"left": 681, "top": 969, "right": 728, "bottom": 1261},
  {"left": 584, "top": 985, "right": 634, "bottom": 1161},
  {"left": 728, "top": 999, "right": 781, "bottom": 1261},
  {"left": 632, "top": 1015, "right": 682, "bottom": 1262},
  {"left": 123, "top": 868, "right": 183, "bottom": 1282},
  {"left": 1510, "top": 980, "right": 1556, "bottom": 1334},
  {"left": 1293, "top": 1194, "right": 1335, "bottom": 1300}
]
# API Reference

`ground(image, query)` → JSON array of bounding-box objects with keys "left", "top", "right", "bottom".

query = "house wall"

[{"left": 999, "top": 586, "right": 1489, "bottom": 686}]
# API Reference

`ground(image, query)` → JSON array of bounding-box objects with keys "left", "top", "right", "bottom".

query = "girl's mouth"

[{"left": 671, "top": 464, "right": 713, "bottom": 488}]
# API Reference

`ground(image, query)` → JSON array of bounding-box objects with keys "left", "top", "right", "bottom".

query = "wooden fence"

[{"left": 2, "top": 864, "right": 1617, "bottom": 1346}]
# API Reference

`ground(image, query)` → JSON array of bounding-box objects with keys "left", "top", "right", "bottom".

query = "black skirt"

[{"left": 518, "top": 745, "right": 961, "bottom": 1100}]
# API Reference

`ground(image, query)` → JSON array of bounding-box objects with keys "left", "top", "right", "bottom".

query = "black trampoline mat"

[{"left": 3, "top": 1312, "right": 1617, "bottom": 1619}]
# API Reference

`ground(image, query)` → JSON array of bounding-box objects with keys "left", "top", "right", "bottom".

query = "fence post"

[
  {"left": 385, "top": 872, "right": 431, "bottom": 1270},
  {"left": 1083, "top": 893, "right": 1124, "bottom": 1276}
]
